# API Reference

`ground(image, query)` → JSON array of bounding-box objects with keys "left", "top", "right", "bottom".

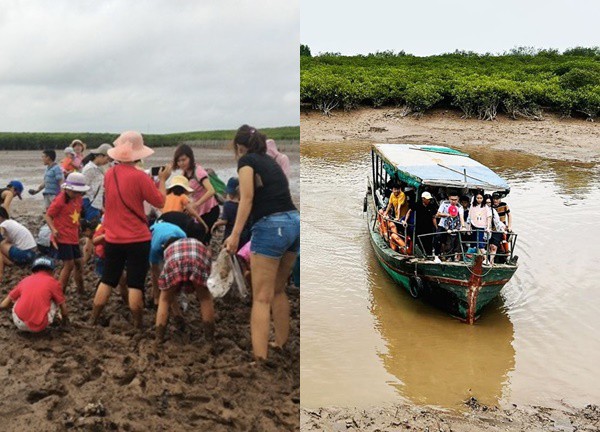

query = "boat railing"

[{"left": 414, "top": 230, "right": 518, "bottom": 266}]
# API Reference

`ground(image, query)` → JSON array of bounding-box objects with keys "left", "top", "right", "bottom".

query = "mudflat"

[
  {"left": 0, "top": 144, "right": 300, "bottom": 431},
  {"left": 301, "top": 108, "right": 600, "bottom": 163}
]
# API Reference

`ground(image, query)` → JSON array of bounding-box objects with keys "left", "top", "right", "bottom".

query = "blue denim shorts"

[
  {"left": 9, "top": 246, "right": 36, "bottom": 265},
  {"left": 251, "top": 210, "right": 300, "bottom": 258}
]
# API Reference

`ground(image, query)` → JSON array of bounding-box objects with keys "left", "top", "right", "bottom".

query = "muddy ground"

[
  {"left": 300, "top": 108, "right": 600, "bottom": 431},
  {"left": 0, "top": 207, "right": 299, "bottom": 431},
  {"left": 301, "top": 108, "right": 600, "bottom": 163}
]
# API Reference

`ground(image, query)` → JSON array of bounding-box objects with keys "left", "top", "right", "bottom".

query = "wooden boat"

[{"left": 364, "top": 144, "right": 518, "bottom": 323}]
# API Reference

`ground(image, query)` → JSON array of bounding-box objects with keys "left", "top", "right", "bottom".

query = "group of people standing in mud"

[
  {"left": 0, "top": 125, "right": 299, "bottom": 361},
  {"left": 379, "top": 182, "right": 513, "bottom": 265}
]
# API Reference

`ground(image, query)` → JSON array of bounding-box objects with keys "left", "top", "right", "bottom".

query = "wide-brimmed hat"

[
  {"left": 226, "top": 177, "right": 239, "bottom": 195},
  {"left": 62, "top": 172, "right": 90, "bottom": 193},
  {"left": 71, "top": 139, "right": 86, "bottom": 151},
  {"left": 108, "top": 131, "right": 154, "bottom": 163},
  {"left": 166, "top": 175, "right": 194, "bottom": 192},
  {"left": 32, "top": 256, "right": 56, "bottom": 272},
  {"left": 90, "top": 143, "right": 112, "bottom": 156},
  {"left": 8, "top": 180, "right": 24, "bottom": 199},
  {"left": 421, "top": 191, "right": 433, "bottom": 200},
  {"left": 64, "top": 146, "right": 76, "bottom": 155}
]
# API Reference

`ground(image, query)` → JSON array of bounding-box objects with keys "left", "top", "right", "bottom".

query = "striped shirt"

[{"left": 493, "top": 202, "right": 510, "bottom": 224}]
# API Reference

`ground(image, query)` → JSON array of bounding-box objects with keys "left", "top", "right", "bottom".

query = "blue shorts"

[
  {"left": 251, "top": 210, "right": 300, "bottom": 259},
  {"left": 82, "top": 198, "right": 101, "bottom": 222},
  {"left": 57, "top": 243, "right": 82, "bottom": 261},
  {"left": 9, "top": 246, "right": 36, "bottom": 265}
]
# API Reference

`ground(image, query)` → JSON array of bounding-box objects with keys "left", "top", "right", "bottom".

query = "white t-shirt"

[{"left": 0, "top": 220, "right": 37, "bottom": 250}]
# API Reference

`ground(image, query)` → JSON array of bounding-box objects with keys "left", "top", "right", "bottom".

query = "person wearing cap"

[
  {"left": 0, "top": 180, "right": 24, "bottom": 212},
  {"left": 45, "top": 172, "right": 90, "bottom": 295},
  {"left": 0, "top": 257, "right": 69, "bottom": 332},
  {"left": 211, "top": 177, "right": 250, "bottom": 248},
  {"left": 90, "top": 131, "right": 169, "bottom": 329},
  {"left": 403, "top": 190, "right": 438, "bottom": 257},
  {"left": 0, "top": 207, "right": 37, "bottom": 282},
  {"left": 171, "top": 144, "right": 220, "bottom": 244},
  {"left": 29, "top": 149, "right": 65, "bottom": 210},
  {"left": 61, "top": 147, "right": 77, "bottom": 175},
  {"left": 82, "top": 143, "right": 112, "bottom": 223},
  {"left": 71, "top": 139, "right": 87, "bottom": 171},
  {"left": 432, "top": 191, "right": 466, "bottom": 262}
]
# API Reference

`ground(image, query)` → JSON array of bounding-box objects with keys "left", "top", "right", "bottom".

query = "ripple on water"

[{"left": 301, "top": 141, "right": 600, "bottom": 410}]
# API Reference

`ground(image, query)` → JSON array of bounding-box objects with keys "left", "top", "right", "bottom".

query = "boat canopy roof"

[{"left": 373, "top": 144, "right": 510, "bottom": 192}]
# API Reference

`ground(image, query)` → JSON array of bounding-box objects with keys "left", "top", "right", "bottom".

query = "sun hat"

[
  {"left": 90, "top": 143, "right": 112, "bottom": 156},
  {"left": 226, "top": 177, "right": 239, "bottom": 195},
  {"left": 8, "top": 180, "right": 24, "bottom": 199},
  {"left": 31, "top": 256, "right": 56, "bottom": 272},
  {"left": 421, "top": 191, "right": 433, "bottom": 200},
  {"left": 64, "top": 147, "right": 76, "bottom": 155},
  {"left": 62, "top": 172, "right": 90, "bottom": 193},
  {"left": 108, "top": 131, "right": 154, "bottom": 163},
  {"left": 71, "top": 139, "right": 86, "bottom": 151},
  {"left": 166, "top": 175, "right": 194, "bottom": 192}
]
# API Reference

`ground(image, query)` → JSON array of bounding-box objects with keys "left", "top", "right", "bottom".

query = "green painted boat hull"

[{"left": 367, "top": 202, "right": 517, "bottom": 323}]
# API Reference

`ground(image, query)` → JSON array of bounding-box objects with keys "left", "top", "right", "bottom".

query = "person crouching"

[
  {"left": 0, "top": 257, "right": 69, "bottom": 332},
  {"left": 155, "top": 237, "right": 213, "bottom": 347}
]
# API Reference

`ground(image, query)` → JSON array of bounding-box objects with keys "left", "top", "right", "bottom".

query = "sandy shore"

[
  {"left": 0, "top": 207, "right": 299, "bottom": 431},
  {"left": 301, "top": 108, "right": 600, "bottom": 163},
  {"left": 300, "top": 107, "right": 599, "bottom": 431}
]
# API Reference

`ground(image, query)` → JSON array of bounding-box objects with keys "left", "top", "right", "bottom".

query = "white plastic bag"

[{"left": 207, "top": 249, "right": 233, "bottom": 298}]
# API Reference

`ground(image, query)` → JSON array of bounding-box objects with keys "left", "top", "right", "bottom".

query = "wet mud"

[{"left": 0, "top": 209, "right": 299, "bottom": 431}]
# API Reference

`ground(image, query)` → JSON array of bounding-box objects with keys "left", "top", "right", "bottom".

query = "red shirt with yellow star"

[{"left": 46, "top": 190, "right": 83, "bottom": 245}]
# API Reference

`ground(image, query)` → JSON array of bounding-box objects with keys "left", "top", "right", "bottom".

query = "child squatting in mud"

[{"left": 0, "top": 256, "right": 69, "bottom": 332}]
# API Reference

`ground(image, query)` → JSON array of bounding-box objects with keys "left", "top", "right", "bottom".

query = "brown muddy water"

[{"left": 301, "top": 141, "right": 600, "bottom": 411}]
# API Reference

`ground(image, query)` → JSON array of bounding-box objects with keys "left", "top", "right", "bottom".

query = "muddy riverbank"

[{"left": 301, "top": 108, "right": 600, "bottom": 163}]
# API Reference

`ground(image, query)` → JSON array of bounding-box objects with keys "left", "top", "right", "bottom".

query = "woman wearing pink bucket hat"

[{"left": 91, "top": 131, "right": 171, "bottom": 329}]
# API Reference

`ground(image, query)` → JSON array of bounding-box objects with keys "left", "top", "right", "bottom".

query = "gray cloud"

[{"left": 0, "top": 0, "right": 299, "bottom": 133}]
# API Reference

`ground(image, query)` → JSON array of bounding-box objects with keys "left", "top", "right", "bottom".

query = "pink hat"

[{"left": 108, "top": 131, "right": 154, "bottom": 162}]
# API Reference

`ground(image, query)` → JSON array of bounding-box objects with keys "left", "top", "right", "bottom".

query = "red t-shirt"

[
  {"left": 93, "top": 224, "right": 106, "bottom": 259},
  {"left": 9, "top": 272, "right": 65, "bottom": 332},
  {"left": 103, "top": 164, "right": 165, "bottom": 243},
  {"left": 46, "top": 190, "right": 83, "bottom": 245}
]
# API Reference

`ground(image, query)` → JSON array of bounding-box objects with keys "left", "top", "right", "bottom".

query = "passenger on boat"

[
  {"left": 485, "top": 194, "right": 506, "bottom": 265},
  {"left": 403, "top": 191, "right": 437, "bottom": 257},
  {"left": 492, "top": 192, "right": 512, "bottom": 232},
  {"left": 467, "top": 191, "right": 492, "bottom": 262},
  {"left": 382, "top": 182, "right": 406, "bottom": 220},
  {"left": 459, "top": 194, "right": 473, "bottom": 248},
  {"left": 433, "top": 191, "right": 466, "bottom": 263}
]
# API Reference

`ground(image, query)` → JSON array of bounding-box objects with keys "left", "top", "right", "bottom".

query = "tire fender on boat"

[
  {"left": 409, "top": 276, "right": 424, "bottom": 299},
  {"left": 363, "top": 196, "right": 368, "bottom": 212}
]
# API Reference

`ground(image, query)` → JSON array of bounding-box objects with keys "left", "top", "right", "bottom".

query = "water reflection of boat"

[
  {"left": 365, "top": 144, "right": 519, "bottom": 323},
  {"left": 367, "top": 243, "right": 516, "bottom": 406}
]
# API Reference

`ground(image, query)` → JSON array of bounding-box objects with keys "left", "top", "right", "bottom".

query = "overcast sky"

[
  {"left": 302, "top": 0, "right": 599, "bottom": 57},
  {"left": 0, "top": 1, "right": 299, "bottom": 133}
]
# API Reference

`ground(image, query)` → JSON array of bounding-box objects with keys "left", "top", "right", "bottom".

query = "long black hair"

[{"left": 233, "top": 125, "right": 267, "bottom": 155}]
